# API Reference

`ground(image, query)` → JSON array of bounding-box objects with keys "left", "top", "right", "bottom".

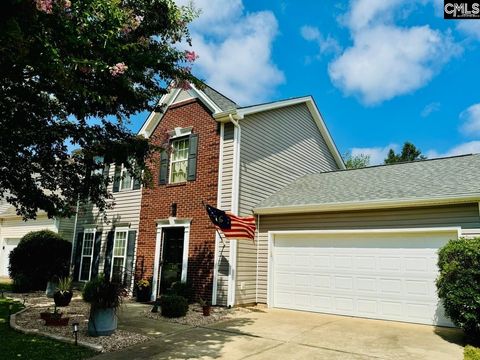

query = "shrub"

[
  {"left": 12, "top": 274, "right": 32, "bottom": 293},
  {"left": 9, "top": 230, "right": 71, "bottom": 291},
  {"left": 465, "top": 346, "right": 480, "bottom": 360},
  {"left": 160, "top": 295, "right": 188, "bottom": 318},
  {"left": 166, "top": 282, "right": 194, "bottom": 303},
  {"left": 437, "top": 238, "right": 480, "bottom": 340},
  {"left": 83, "top": 276, "right": 123, "bottom": 310}
]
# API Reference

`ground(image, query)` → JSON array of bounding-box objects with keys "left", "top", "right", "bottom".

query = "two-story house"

[{"left": 135, "top": 85, "right": 345, "bottom": 305}]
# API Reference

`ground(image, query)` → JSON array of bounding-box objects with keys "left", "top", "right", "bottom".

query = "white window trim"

[
  {"left": 110, "top": 227, "right": 129, "bottom": 283},
  {"left": 151, "top": 218, "right": 191, "bottom": 301},
  {"left": 119, "top": 165, "right": 134, "bottom": 191},
  {"left": 168, "top": 137, "right": 189, "bottom": 184},
  {"left": 78, "top": 229, "right": 96, "bottom": 282}
]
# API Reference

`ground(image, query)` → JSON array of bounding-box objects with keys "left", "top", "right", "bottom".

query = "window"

[
  {"left": 111, "top": 229, "right": 128, "bottom": 283},
  {"left": 79, "top": 230, "right": 95, "bottom": 281},
  {"left": 120, "top": 167, "right": 133, "bottom": 191},
  {"left": 169, "top": 138, "right": 189, "bottom": 183}
]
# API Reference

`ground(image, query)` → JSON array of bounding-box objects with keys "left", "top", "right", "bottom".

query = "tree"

[
  {"left": 384, "top": 142, "right": 427, "bottom": 164},
  {"left": 0, "top": 0, "right": 199, "bottom": 219},
  {"left": 343, "top": 152, "right": 370, "bottom": 169}
]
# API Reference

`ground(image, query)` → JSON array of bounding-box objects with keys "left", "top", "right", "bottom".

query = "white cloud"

[
  {"left": 421, "top": 102, "right": 440, "bottom": 117},
  {"left": 427, "top": 141, "right": 480, "bottom": 158},
  {"left": 457, "top": 21, "right": 480, "bottom": 40},
  {"left": 301, "top": 25, "right": 341, "bottom": 56},
  {"left": 350, "top": 144, "right": 397, "bottom": 165},
  {"left": 460, "top": 103, "right": 480, "bottom": 136},
  {"left": 346, "top": 0, "right": 403, "bottom": 31},
  {"left": 326, "top": 0, "right": 461, "bottom": 105},
  {"left": 177, "top": 0, "right": 284, "bottom": 105}
]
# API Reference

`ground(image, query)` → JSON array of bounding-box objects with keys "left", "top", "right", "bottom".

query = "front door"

[{"left": 160, "top": 227, "right": 185, "bottom": 294}]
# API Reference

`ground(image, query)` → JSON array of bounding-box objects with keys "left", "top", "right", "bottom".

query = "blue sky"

[{"left": 130, "top": 0, "right": 480, "bottom": 164}]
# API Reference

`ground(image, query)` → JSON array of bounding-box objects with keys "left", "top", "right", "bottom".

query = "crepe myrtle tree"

[{"left": 0, "top": 0, "right": 200, "bottom": 219}]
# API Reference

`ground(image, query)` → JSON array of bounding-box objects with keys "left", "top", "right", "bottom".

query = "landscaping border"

[{"left": 9, "top": 306, "right": 104, "bottom": 353}]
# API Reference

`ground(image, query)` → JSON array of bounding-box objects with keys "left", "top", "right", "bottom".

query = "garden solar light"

[{"left": 72, "top": 322, "right": 79, "bottom": 345}]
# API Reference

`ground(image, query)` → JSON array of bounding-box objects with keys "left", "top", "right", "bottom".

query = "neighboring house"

[
  {"left": 0, "top": 198, "right": 75, "bottom": 278},
  {"left": 135, "top": 85, "right": 344, "bottom": 304},
  {"left": 70, "top": 164, "right": 142, "bottom": 292},
  {"left": 252, "top": 155, "right": 480, "bottom": 327}
]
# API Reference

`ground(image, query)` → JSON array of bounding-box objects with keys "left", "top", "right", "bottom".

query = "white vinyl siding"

[
  {"left": 235, "top": 103, "right": 340, "bottom": 305},
  {"left": 169, "top": 138, "right": 189, "bottom": 183},
  {"left": 215, "top": 123, "right": 234, "bottom": 305},
  {"left": 75, "top": 163, "right": 142, "bottom": 279}
]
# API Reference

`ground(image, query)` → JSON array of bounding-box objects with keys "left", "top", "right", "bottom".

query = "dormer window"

[{"left": 170, "top": 137, "right": 189, "bottom": 183}]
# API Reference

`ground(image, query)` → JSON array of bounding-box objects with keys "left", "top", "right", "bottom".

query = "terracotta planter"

[
  {"left": 40, "top": 312, "right": 53, "bottom": 320},
  {"left": 54, "top": 291, "right": 73, "bottom": 307},
  {"left": 202, "top": 305, "right": 211, "bottom": 316},
  {"left": 45, "top": 316, "right": 69, "bottom": 326}
]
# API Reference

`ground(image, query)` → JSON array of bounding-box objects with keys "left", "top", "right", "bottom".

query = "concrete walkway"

[{"left": 94, "top": 303, "right": 464, "bottom": 360}]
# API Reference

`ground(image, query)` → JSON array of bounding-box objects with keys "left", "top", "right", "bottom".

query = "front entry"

[{"left": 159, "top": 227, "right": 185, "bottom": 294}]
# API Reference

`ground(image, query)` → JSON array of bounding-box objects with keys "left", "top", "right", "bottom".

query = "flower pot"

[
  {"left": 88, "top": 307, "right": 117, "bottom": 336},
  {"left": 136, "top": 287, "right": 151, "bottom": 302},
  {"left": 45, "top": 316, "right": 69, "bottom": 326},
  {"left": 40, "top": 312, "right": 53, "bottom": 320},
  {"left": 45, "top": 281, "right": 58, "bottom": 298},
  {"left": 202, "top": 305, "right": 211, "bottom": 316},
  {"left": 54, "top": 291, "right": 73, "bottom": 307}
]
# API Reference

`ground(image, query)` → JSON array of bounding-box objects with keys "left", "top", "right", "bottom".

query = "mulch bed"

[
  {"left": 11, "top": 295, "right": 152, "bottom": 352},
  {"left": 144, "top": 303, "right": 251, "bottom": 327}
]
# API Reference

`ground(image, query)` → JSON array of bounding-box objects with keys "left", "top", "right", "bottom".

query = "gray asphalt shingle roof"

[
  {"left": 256, "top": 154, "right": 480, "bottom": 211},
  {"left": 202, "top": 84, "right": 237, "bottom": 111}
]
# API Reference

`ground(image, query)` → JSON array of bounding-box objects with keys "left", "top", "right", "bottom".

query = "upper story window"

[
  {"left": 120, "top": 166, "right": 133, "bottom": 191},
  {"left": 158, "top": 131, "right": 198, "bottom": 185},
  {"left": 113, "top": 163, "right": 141, "bottom": 192},
  {"left": 170, "top": 137, "right": 189, "bottom": 183}
]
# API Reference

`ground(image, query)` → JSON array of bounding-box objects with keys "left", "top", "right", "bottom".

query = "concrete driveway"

[{"left": 94, "top": 305, "right": 464, "bottom": 360}]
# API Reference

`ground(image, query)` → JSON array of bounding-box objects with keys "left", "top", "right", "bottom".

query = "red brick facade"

[{"left": 136, "top": 99, "right": 220, "bottom": 301}]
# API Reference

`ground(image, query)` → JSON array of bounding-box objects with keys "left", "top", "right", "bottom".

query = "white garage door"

[
  {"left": 272, "top": 230, "right": 457, "bottom": 326},
  {"left": 0, "top": 238, "right": 21, "bottom": 277}
]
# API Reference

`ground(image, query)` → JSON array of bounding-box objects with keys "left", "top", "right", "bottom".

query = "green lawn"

[
  {"left": 0, "top": 298, "right": 96, "bottom": 359},
  {"left": 466, "top": 346, "right": 480, "bottom": 360}
]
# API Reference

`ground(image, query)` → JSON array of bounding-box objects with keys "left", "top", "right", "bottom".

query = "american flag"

[{"left": 205, "top": 204, "right": 256, "bottom": 241}]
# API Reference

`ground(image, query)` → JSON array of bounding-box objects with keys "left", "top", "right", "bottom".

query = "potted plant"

[
  {"left": 135, "top": 279, "right": 151, "bottom": 302},
  {"left": 45, "top": 275, "right": 59, "bottom": 298},
  {"left": 199, "top": 298, "right": 211, "bottom": 316},
  {"left": 54, "top": 277, "right": 73, "bottom": 307},
  {"left": 83, "top": 276, "right": 123, "bottom": 336},
  {"left": 44, "top": 306, "right": 69, "bottom": 326}
]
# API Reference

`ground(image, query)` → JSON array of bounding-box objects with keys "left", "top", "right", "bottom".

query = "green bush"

[
  {"left": 160, "top": 295, "right": 188, "bottom": 318},
  {"left": 166, "top": 282, "right": 194, "bottom": 303},
  {"left": 9, "top": 230, "right": 71, "bottom": 291},
  {"left": 465, "top": 346, "right": 480, "bottom": 360},
  {"left": 12, "top": 274, "right": 32, "bottom": 293},
  {"left": 82, "top": 276, "right": 123, "bottom": 310},
  {"left": 437, "top": 238, "right": 480, "bottom": 340}
]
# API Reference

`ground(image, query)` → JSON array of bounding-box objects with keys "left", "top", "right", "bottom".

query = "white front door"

[
  {"left": 0, "top": 238, "right": 20, "bottom": 277},
  {"left": 271, "top": 230, "right": 457, "bottom": 326}
]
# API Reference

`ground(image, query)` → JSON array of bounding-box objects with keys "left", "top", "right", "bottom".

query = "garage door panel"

[{"left": 272, "top": 232, "right": 455, "bottom": 326}]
